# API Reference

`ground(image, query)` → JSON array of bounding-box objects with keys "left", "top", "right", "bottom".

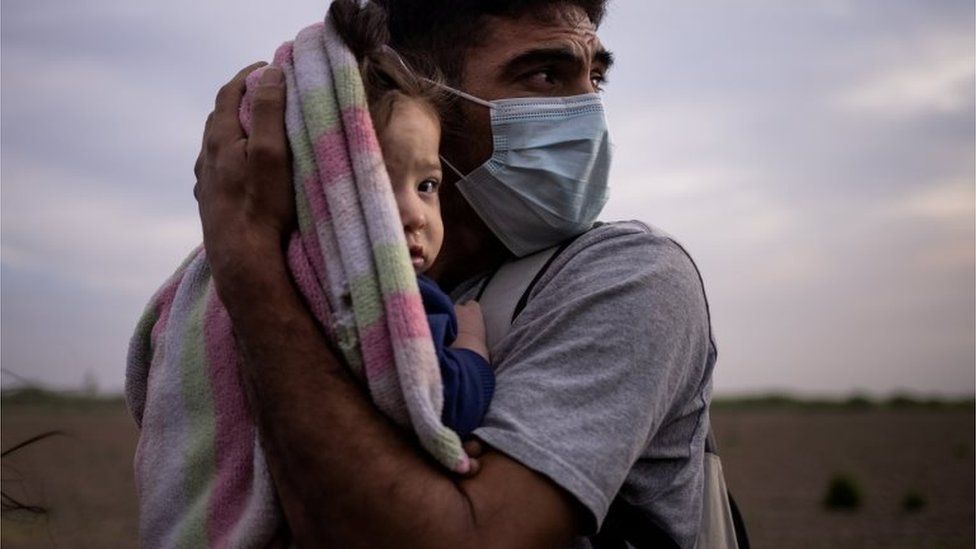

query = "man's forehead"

[{"left": 480, "top": 6, "right": 602, "bottom": 54}]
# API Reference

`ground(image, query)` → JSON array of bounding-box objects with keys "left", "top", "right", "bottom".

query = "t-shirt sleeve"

[{"left": 471, "top": 223, "right": 712, "bottom": 533}]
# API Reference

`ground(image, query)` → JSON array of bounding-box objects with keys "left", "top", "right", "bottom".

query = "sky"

[{"left": 1, "top": 0, "right": 974, "bottom": 396}]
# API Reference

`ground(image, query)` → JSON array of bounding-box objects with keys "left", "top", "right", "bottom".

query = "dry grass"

[
  {"left": 2, "top": 404, "right": 139, "bottom": 548},
  {"left": 715, "top": 408, "right": 975, "bottom": 548}
]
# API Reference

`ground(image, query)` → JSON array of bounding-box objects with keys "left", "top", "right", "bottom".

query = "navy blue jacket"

[{"left": 417, "top": 275, "right": 494, "bottom": 438}]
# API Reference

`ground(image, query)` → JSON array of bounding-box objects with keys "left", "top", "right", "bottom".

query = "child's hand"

[
  {"left": 454, "top": 301, "right": 485, "bottom": 340},
  {"left": 453, "top": 301, "right": 489, "bottom": 360},
  {"left": 460, "top": 439, "right": 486, "bottom": 477}
]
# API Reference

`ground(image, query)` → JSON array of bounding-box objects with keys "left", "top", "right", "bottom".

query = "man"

[{"left": 194, "top": 1, "right": 715, "bottom": 546}]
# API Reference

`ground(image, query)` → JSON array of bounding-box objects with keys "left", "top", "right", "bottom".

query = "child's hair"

[{"left": 330, "top": 0, "right": 446, "bottom": 135}]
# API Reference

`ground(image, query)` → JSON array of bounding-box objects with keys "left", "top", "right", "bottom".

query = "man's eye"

[
  {"left": 525, "top": 69, "right": 557, "bottom": 88},
  {"left": 417, "top": 179, "right": 439, "bottom": 194},
  {"left": 591, "top": 73, "right": 607, "bottom": 92}
]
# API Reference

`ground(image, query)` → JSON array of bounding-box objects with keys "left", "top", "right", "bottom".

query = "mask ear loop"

[
  {"left": 429, "top": 83, "right": 493, "bottom": 108},
  {"left": 380, "top": 44, "right": 494, "bottom": 109},
  {"left": 439, "top": 155, "right": 466, "bottom": 180}
]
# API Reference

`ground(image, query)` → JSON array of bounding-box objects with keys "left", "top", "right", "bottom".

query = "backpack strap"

[{"left": 475, "top": 237, "right": 575, "bottom": 351}]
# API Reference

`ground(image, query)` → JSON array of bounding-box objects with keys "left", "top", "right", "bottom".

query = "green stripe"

[
  {"left": 290, "top": 131, "right": 316, "bottom": 179},
  {"left": 290, "top": 124, "right": 317, "bottom": 234},
  {"left": 295, "top": 184, "right": 314, "bottom": 235},
  {"left": 372, "top": 243, "right": 418, "bottom": 295},
  {"left": 177, "top": 279, "right": 216, "bottom": 547},
  {"left": 300, "top": 87, "right": 341, "bottom": 137},
  {"left": 348, "top": 273, "right": 383, "bottom": 328},
  {"left": 331, "top": 65, "right": 366, "bottom": 110}
]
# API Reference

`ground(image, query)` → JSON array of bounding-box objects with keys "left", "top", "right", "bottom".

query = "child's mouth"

[{"left": 409, "top": 245, "right": 425, "bottom": 270}]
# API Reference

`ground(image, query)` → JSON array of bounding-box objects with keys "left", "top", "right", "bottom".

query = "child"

[
  {"left": 377, "top": 91, "right": 493, "bottom": 439},
  {"left": 334, "top": 0, "right": 494, "bottom": 439}
]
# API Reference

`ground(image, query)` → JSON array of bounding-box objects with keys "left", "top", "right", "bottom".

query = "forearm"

[{"left": 223, "top": 249, "right": 479, "bottom": 548}]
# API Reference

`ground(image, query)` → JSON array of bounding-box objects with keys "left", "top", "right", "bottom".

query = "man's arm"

[{"left": 195, "top": 64, "right": 582, "bottom": 548}]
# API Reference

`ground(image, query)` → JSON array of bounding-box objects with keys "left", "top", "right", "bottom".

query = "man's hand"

[{"left": 194, "top": 62, "right": 294, "bottom": 308}]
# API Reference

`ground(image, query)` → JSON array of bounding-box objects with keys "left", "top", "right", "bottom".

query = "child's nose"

[{"left": 399, "top": 195, "right": 427, "bottom": 233}]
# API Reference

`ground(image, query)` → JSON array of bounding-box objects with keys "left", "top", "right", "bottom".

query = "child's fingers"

[
  {"left": 465, "top": 457, "right": 481, "bottom": 476},
  {"left": 463, "top": 439, "right": 484, "bottom": 458},
  {"left": 456, "top": 301, "right": 483, "bottom": 313}
]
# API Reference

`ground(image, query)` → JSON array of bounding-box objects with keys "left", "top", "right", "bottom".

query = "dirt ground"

[
  {"left": 1, "top": 402, "right": 973, "bottom": 548},
  {"left": 713, "top": 408, "right": 975, "bottom": 549}
]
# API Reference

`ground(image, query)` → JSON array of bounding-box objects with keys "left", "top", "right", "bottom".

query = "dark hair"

[
  {"left": 330, "top": 0, "right": 446, "bottom": 134},
  {"left": 372, "top": 0, "right": 608, "bottom": 84}
]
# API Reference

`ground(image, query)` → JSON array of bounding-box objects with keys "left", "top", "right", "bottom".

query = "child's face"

[{"left": 378, "top": 97, "right": 444, "bottom": 274}]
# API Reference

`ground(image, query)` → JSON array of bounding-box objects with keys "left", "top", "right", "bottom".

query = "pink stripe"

[
  {"left": 360, "top": 320, "right": 395, "bottom": 379},
  {"left": 272, "top": 41, "right": 294, "bottom": 66},
  {"left": 385, "top": 293, "right": 431, "bottom": 341},
  {"left": 313, "top": 130, "right": 353, "bottom": 188},
  {"left": 341, "top": 106, "right": 382, "bottom": 154},
  {"left": 137, "top": 275, "right": 180, "bottom": 490},
  {"left": 299, "top": 173, "right": 329, "bottom": 282},
  {"left": 204, "top": 287, "right": 253, "bottom": 547},
  {"left": 288, "top": 234, "right": 334, "bottom": 334},
  {"left": 302, "top": 171, "right": 329, "bottom": 219},
  {"left": 149, "top": 275, "right": 183, "bottom": 350}
]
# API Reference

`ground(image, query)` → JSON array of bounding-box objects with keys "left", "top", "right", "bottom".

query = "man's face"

[
  {"left": 430, "top": 4, "right": 613, "bottom": 278},
  {"left": 444, "top": 5, "right": 613, "bottom": 173}
]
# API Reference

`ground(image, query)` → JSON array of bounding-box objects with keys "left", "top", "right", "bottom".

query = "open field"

[
  {"left": 2, "top": 394, "right": 973, "bottom": 548},
  {"left": 713, "top": 408, "right": 974, "bottom": 548}
]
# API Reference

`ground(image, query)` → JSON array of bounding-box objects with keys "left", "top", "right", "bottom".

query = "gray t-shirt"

[{"left": 453, "top": 220, "right": 715, "bottom": 548}]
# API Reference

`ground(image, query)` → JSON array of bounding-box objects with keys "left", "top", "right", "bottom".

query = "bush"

[
  {"left": 843, "top": 394, "right": 874, "bottom": 409},
  {"left": 823, "top": 474, "right": 862, "bottom": 510},
  {"left": 901, "top": 491, "right": 926, "bottom": 513}
]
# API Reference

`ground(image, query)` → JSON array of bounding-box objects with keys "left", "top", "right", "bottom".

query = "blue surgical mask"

[{"left": 438, "top": 86, "right": 612, "bottom": 257}]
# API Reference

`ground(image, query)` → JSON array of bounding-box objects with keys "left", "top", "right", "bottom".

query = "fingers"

[
  {"left": 456, "top": 301, "right": 482, "bottom": 312},
  {"left": 464, "top": 457, "right": 481, "bottom": 477},
  {"left": 460, "top": 439, "right": 485, "bottom": 477},
  {"left": 209, "top": 62, "right": 267, "bottom": 153},
  {"left": 193, "top": 112, "right": 216, "bottom": 200},
  {"left": 463, "top": 439, "right": 485, "bottom": 458},
  {"left": 246, "top": 67, "right": 288, "bottom": 170},
  {"left": 215, "top": 61, "right": 267, "bottom": 118}
]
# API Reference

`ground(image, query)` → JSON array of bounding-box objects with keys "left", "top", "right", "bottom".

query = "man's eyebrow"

[
  {"left": 499, "top": 47, "right": 616, "bottom": 80},
  {"left": 594, "top": 48, "right": 615, "bottom": 72},
  {"left": 499, "top": 47, "right": 583, "bottom": 79}
]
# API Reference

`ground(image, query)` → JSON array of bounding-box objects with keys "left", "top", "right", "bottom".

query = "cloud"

[
  {"left": 1, "top": 157, "right": 201, "bottom": 297},
  {"left": 835, "top": 37, "right": 975, "bottom": 117},
  {"left": 883, "top": 179, "right": 976, "bottom": 222}
]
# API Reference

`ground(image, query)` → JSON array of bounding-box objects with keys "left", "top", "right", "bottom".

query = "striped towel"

[{"left": 125, "top": 15, "right": 469, "bottom": 548}]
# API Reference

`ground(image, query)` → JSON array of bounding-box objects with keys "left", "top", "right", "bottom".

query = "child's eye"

[{"left": 417, "top": 179, "right": 439, "bottom": 194}]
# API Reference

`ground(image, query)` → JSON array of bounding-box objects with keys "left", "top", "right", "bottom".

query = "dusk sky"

[{"left": 2, "top": 0, "right": 974, "bottom": 396}]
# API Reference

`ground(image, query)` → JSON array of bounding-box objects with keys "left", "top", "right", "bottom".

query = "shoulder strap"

[{"left": 475, "top": 238, "right": 574, "bottom": 350}]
